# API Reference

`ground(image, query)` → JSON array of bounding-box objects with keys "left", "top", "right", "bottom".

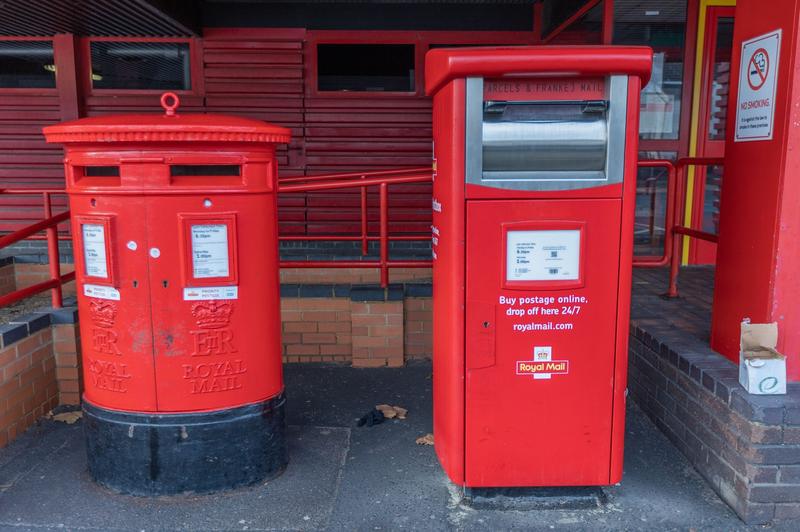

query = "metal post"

[
  {"left": 648, "top": 178, "right": 657, "bottom": 245},
  {"left": 360, "top": 176, "right": 368, "bottom": 256},
  {"left": 667, "top": 231, "right": 681, "bottom": 298},
  {"left": 379, "top": 183, "right": 389, "bottom": 288},
  {"left": 43, "top": 192, "right": 63, "bottom": 308}
]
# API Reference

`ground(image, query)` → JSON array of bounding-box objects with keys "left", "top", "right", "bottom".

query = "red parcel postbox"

[
  {"left": 43, "top": 94, "right": 291, "bottom": 495},
  {"left": 425, "top": 47, "right": 652, "bottom": 487}
]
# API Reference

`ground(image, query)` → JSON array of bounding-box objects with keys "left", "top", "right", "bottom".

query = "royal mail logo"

[
  {"left": 191, "top": 300, "right": 234, "bottom": 329},
  {"left": 516, "top": 346, "right": 569, "bottom": 380},
  {"left": 89, "top": 300, "right": 118, "bottom": 328},
  {"left": 516, "top": 360, "right": 569, "bottom": 376}
]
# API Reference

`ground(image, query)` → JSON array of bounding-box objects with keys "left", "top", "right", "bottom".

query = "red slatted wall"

[
  {"left": 0, "top": 93, "right": 68, "bottom": 233},
  {"left": 303, "top": 96, "right": 433, "bottom": 236},
  {"left": 202, "top": 29, "right": 309, "bottom": 236},
  {"left": 0, "top": 29, "right": 448, "bottom": 239}
]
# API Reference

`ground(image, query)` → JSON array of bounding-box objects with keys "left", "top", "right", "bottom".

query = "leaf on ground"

[
  {"left": 416, "top": 433, "right": 434, "bottom": 445},
  {"left": 52, "top": 411, "right": 82, "bottom": 424},
  {"left": 375, "top": 404, "right": 408, "bottom": 420}
]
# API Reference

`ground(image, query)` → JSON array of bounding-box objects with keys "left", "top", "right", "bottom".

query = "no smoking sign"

[
  {"left": 748, "top": 48, "right": 769, "bottom": 91},
  {"left": 736, "top": 30, "right": 781, "bottom": 142}
]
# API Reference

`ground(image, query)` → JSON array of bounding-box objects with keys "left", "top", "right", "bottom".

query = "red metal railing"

[
  {"left": 278, "top": 168, "right": 434, "bottom": 287},
  {"left": 0, "top": 157, "right": 725, "bottom": 306},
  {"left": 665, "top": 157, "right": 724, "bottom": 297},
  {"left": 630, "top": 157, "right": 724, "bottom": 297},
  {"left": 632, "top": 159, "right": 677, "bottom": 268},
  {"left": 0, "top": 189, "right": 73, "bottom": 309}
]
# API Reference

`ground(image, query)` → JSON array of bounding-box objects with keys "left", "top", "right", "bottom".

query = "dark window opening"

[
  {"left": 318, "top": 44, "right": 415, "bottom": 92},
  {"left": 614, "top": 0, "right": 688, "bottom": 140},
  {"left": 542, "top": 0, "right": 592, "bottom": 37},
  {"left": 83, "top": 166, "right": 120, "bottom": 177},
  {"left": 0, "top": 41, "right": 56, "bottom": 89},
  {"left": 90, "top": 41, "right": 191, "bottom": 91},
  {"left": 170, "top": 165, "right": 241, "bottom": 177}
]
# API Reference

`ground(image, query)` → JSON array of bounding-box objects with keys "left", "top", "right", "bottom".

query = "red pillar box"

[
  {"left": 43, "top": 94, "right": 290, "bottom": 495},
  {"left": 425, "top": 47, "right": 651, "bottom": 487}
]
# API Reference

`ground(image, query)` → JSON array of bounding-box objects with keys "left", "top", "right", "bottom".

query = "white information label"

[
  {"left": 83, "top": 283, "right": 120, "bottom": 301},
  {"left": 183, "top": 286, "right": 239, "bottom": 301},
  {"left": 735, "top": 30, "right": 781, "bottom": 142},
  {"left": 191, "top": 224, "right": 230, "bottom": 278},
  {"left": 506, "top": 229, "right": 580, "bottom": 282},
  {"left": 82, "top": 223, "right": 108, "bottom": 278}
]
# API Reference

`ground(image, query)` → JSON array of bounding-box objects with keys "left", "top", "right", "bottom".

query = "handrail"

[
  {"left": 0, "top": 158, "right": 724, "bottom": 301},
  {"left": 0, "top": 188, "right": 71, "bottom": 241},
  {"left": 277, "top": 169, "right": 434, "bottom": 287},
  {"left": 0, "top": 188, "right": 71, "bottom": 308},
  {"left": 279, "top": 166, "right": 431, "bottom": 184},
  {"left": 664, "top": 157, "right": 724, "bottom": 298},
  {"left": 632, "top": 159, "right": 676, "bottom": 268}
]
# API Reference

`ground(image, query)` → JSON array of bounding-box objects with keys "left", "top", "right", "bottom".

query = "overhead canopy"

[{"left": 0, "top": 0, "right": 199, "bottom": 37}]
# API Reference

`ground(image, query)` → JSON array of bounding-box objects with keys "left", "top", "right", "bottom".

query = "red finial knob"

[{"left": 160, "top": 92, "right": 180, "bottom": 117}]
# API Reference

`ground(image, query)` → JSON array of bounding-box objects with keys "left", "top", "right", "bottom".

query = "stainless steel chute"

[
  {"left": 465, "top": 75, "right": 629, "bottom": 191},
  {"left": 482, "top": 101, "right": 608, "bottom": 173}
]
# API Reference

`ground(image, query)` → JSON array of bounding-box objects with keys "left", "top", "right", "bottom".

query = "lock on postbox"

[
  {"left": 425, "top": 47, "right": 652, "bottom": 487},
  {"left": 43, "top": 94, "right": 291, "bottom": 495}
]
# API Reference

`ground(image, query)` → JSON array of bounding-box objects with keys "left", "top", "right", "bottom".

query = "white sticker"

[
  {"left": 191, "top": 224, "right": 230, "bottom": 278},
  {"left": 735, "top": 30, "right": 781, "bottom": 142},
  {"left": 83, "top": 283, "right": 120, "bottom": 301},
  {"left": 183, "top": 286, "right": 238, "bottom": 301},
  {"left": 506, "top": 229, "right": 580, "bottom": 282},
  {"left": 82, "top": 224, "right": 108, "bottom": 278}
]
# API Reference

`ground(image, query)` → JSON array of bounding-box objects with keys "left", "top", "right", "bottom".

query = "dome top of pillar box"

[
  {"left": 424, "top": 45, "right": 653, "bottom": 96},
  {"left": 43, "top": 92, "right": 291, "bottom": 146}
]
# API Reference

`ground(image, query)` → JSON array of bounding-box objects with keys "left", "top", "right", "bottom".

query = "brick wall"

[
  {"left": 404, "top": 297, "right": 433, "bottom": 361},
  {"left": 281, "top": 297, "right": 353, "bottom": 363},
  {"left": 0, "top": 320, "right": 57, "bottom": 447},
  {"left": 280, "top": 283, "right": 432, "bottom": 366},
  {"left": 53, "top": 323, "right": 82, "bottom": 405},
  {"left": 351, "top": 300, "right": 404, "bottom": 368},
  {"left": 0, "top": 306, "right": 80, "bottom": 448},
  {"left": 14, "top": 262, "right": 76, "bottom": 297},
  {"left": 0, "top": 261, "right": 15, "bottom": 296},
  {"left": 629, "top": 318, "right": 800, "bottom": 524}
]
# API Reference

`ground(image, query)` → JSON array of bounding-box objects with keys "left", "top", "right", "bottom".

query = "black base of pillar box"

[
  {"left": 462, "top": 486, "right": 606, "bottom": 510},
  {"left": 82, "top": 393, "right": 288, "bottom": 496}
]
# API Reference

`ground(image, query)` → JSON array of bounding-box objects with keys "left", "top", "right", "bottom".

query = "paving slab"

[
  {"left": 0, "top": 423, "right": 349, "bottom": 531},
  {"left": 0, "top": 362, "right": 796, "bottom": 531}
]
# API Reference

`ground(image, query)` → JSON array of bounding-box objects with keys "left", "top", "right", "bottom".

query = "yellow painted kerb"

[{"left": 684, "top": 0, "right": 736, "bottom": 264}]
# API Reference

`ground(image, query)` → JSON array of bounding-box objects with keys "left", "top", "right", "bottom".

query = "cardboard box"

[{"left": 739, "top": 320, "right": 786, "bottom": 395}]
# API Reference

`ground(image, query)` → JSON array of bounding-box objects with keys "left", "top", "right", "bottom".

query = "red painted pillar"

[
  {"left": 52, "top": 34, "right": 82, "bottom": 121},
  {"left": 712, "top": 0, "right": 800, "bottom": 380}
]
